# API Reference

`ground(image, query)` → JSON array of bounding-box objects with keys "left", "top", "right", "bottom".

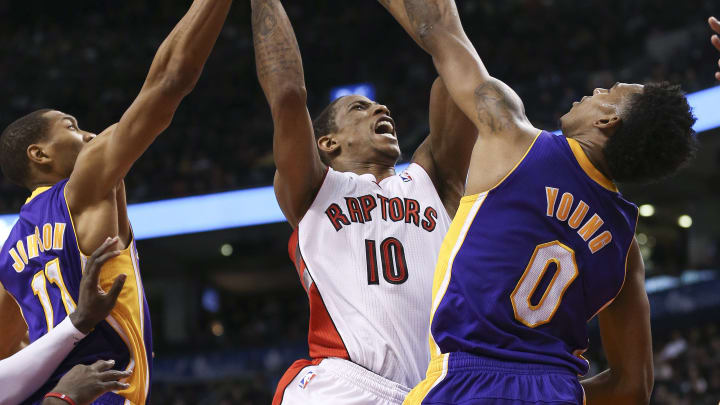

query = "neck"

[
  {"left": 330, "top": 158, "right": 397, "bottom": 182},
  {"left": 26, "top": 173, "right": 64, "bottom": 192},
  {"left": 567, "top": 130, "right": 613, "bottom": 180}
]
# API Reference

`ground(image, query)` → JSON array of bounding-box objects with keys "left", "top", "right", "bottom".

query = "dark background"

[{"left": 1, "top": 1, "right": 719, "bottom": 404}]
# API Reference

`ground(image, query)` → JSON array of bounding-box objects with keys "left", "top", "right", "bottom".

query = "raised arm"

[
  {"left": 711, "top": 16, "right": 720, "bottom": 81},
  {"left": 581, "top": 239, "right": 653, "bottom": 404},
  {"left": 251, "top": 0, "right": 325, "bottom": 228},
  {"left": 379, "top": 0, "right": 539, "bottom": 194},
  {"left": 67, "top": 0, "right": 232, "bottom": 208},
  {"left": 411, "top": 77, "right": 476, "bottom": 217}
]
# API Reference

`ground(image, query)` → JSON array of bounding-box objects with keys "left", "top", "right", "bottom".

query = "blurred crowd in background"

[
  {"left": 1, "top": 0, "right": 719, "bottom": 403},
  {"left": 0, "top": 0, "right": 717, "bottom": 209}
]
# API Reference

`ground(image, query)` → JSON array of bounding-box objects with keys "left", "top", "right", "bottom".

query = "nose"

[
  {"left": 373, "top": 103, "right": 391, "bottom": 116},
  {"left": 83, "top": 132, "right": 96, "bottom": 143}
]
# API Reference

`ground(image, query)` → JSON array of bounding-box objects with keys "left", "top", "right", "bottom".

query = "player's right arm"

[
  {"left": 251, "top": 0, "right": 326, "bottom": 228},
  {"left": 379, "top": 0, "right": 539, "bottom": 194},
  {"left": 67, "top": 0, "right": 233, "bottom": 213},
  {"left": 710, "top": 16, "right": 720, "bottom": 81},
  {"left": 581, "top": 239, "right": 653, "bottom": 404}
]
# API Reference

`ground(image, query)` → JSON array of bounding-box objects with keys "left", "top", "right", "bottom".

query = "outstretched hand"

[
  {"left": 68, "top": 237, "right": 126, "bottom": 335},
  {"left": 44, "top": 360, "right": 131, "bottom": 405},
  {"left": 710, "top": 16, "right": 720, "bottom": 81}
]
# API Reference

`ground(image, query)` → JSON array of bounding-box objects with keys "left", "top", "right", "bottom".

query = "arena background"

[{"left": 1, "top": 1, "right": 719, "bottom": 404}]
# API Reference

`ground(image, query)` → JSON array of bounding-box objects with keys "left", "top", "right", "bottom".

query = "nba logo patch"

[
  {"left": 298, "top": 370, "right": 317, "bottom": 389},
  {"left": 400, "top": 171, "right": 413, "bottom": 182}
]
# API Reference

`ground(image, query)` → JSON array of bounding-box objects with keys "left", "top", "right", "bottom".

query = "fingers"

[
  {"left": 89, "top": 237, "right": 120, "bottom": 262},
  {"left": 103, "top": 381, "right": 131, "bottom": 391},
  {"left": 710, "top": 16, "right": 720, "bottom": 33},
  {"left": 90, "top": 359, "right": 116, "bottom": 372},
  {"left": 95, "top": 250, "right": 123, "bottom": 267},
  {"left": 105, "top": 274, "right": 127, "bottom": 304},
  {"left": 83, "top": 237, "right": 120, "bottom": 285},
  {"left": 99, "top": 369, "right": 133, "bottom": 382},
  {"left": 713, "top": 34, "right": 720, "bottom": 52}
]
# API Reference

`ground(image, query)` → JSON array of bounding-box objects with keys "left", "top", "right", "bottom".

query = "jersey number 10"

[{"left": 365, "top": 238, "right": 409, "bottom": 285}]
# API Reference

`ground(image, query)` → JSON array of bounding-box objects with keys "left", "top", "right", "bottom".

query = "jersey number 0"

[{"left": 510, "top": 241, "right": 579, "bottom": 328}]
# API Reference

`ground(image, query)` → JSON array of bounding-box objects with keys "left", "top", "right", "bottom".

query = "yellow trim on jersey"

[
  {"left": 464, "top": 130, "right": 542, "bottom": 199},
  {"left": 25, "top": 186, "right": 52, "bottom": 204},
  {"left": 427, "top": 194, "right": 487, "bottom": 357},
  {"left": 566, "top": 138, "right": 618, "bottom": 192},
  {"left": 64, "top": 187, "right": 149, "bottom": 404},
  {"left": 403, "top": 353, "right": 449, "bottom": 405}
]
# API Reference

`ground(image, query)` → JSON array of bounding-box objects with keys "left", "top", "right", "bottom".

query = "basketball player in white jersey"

[{"left": 250, "top": 1, "right": 476, "bottom": 404}]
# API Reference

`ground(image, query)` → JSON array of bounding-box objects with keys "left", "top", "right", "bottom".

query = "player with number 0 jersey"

[{"left": 380, "top": 0, "right": 697, "bottom": 404}]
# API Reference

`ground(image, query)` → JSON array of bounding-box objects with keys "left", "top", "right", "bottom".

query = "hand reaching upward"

[{"left": 710, "top": 16, "right": 720, "bottom": 81}]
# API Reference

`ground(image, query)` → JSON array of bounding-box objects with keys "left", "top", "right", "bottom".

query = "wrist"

[
  {"left": 44, "top": 393, "right": 77, "bottom": 405},
  {"left": 68, "top": 311, "right": 94, "bottom": 335}
]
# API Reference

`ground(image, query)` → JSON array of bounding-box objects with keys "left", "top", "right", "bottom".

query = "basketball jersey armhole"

[{"left": 461, "top": 130, "right": 542, "bottom": 204}]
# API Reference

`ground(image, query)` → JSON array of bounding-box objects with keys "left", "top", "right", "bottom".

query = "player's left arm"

[
  {"left": 411, "top": 77, "right": 476, "bottom": 217},
  {"left": 581, "top": 239, "right": 653, "bottom": 404},
  {"left": 710, "top": 16, "right": 720, "bottom": 81}
]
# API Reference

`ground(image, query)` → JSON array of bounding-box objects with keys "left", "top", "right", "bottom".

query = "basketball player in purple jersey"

[
  {"left": 0, "top": 1, "right": 232, "bottom": 403},
  {"left": 251, "top": 1, "right": 478, "bottom": 403},
  {"left": 2, "top": 238, "right": 131, "bottom": 405},
  {"left": 380, "top": 1, "right": 697, "bottom": 404}
]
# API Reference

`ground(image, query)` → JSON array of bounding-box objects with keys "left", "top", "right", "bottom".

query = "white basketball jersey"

[{"left": 291, "top": 163, "right": 451, "bottom": 388}]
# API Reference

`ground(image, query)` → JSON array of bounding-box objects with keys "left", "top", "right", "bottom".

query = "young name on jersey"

[{"left": 545, "top": 186, "right": 612, "bottom": 254}]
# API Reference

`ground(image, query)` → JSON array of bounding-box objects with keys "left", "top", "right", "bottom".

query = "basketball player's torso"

[
  {"left": 0, "top": 180, "right": 152, "bottom": 404},
  {"left": 293, "top": 163, "right": 451, "bottom": 387},
  {"left": 429, "top": 131, "right": 638, "bottom": 375}
]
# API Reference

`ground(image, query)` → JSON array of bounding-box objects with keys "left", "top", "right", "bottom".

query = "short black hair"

[
  {"left": 0, "top": 109, "right": 53, "bottom": 187},
  {"left": 603, "top": 82, "right": 697, "bottom": 184},
  {"left": 312, "top": 97, "right": 343, "bottom": 164}
]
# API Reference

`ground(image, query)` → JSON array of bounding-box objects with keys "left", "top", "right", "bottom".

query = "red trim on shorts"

[{"left": 272, "top": 358, "right": 323, "bottom": 405}]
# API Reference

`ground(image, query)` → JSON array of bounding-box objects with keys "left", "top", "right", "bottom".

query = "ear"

[
  {"left": 26, "top": 144, "right": 51, "bottom": 165},
  {"left": 317, "top": 134, "right": 340, "bottom": 155},
  {"left": 592, "top": 115, "right": 621, "bottom": 134}
]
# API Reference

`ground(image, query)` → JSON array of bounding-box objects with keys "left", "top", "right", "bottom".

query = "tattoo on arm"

[
  {"left": 251, "top": 0, "right": 304, "bottom": 88},
  {"left": 403, "top": 0, "right": 442, "bottom": 40},
  {"left": 473, "top": 81, "right": 519, "bottom": 132}
]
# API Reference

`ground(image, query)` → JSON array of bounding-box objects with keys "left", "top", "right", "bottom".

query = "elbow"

[
  {"left": 156, "top": 58, "right": 203, "bottom": 97},
  {"left": 618, "top": 369, "right": 653, "bottom": 404}
]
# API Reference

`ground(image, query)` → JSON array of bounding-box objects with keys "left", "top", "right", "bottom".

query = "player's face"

[
  {"left": 40, "top": 110, "right": 97, "bottom": 178},
  {"left": 560, "top": 83, "right": 644, "bottom": 134},
  {"left": 330, "top": 95, "right": 401, "bottom": 165}
]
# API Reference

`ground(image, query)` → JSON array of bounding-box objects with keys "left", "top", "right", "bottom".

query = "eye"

[
  {"left": 68, "top": 125, "right": 77, "bottom": 131},
  {"left": 351, "top": 104, "right": 364, "bottom": 111}
]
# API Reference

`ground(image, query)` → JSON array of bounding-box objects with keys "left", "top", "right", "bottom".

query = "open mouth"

[{"left": 374, "top": 117, "right": 395, "bottom": 137}]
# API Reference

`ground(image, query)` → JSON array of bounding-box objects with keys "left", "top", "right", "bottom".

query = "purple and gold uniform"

[
  {"left": 0, "top": 180, "right": 152, "bottom": 405},
  {"left": 405, "top": 131, "right": 638, "bottom": 405}
]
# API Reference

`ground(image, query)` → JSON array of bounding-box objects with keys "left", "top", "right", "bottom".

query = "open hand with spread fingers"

[
  {"left": 710, "top": 16, "right": 720, "bottom": 81},
  {"left": 43, "top": 360, "right": 132, "bottom": 405},
  {"left": 68, "top": 236, "right": 126, "bottom": 335}
]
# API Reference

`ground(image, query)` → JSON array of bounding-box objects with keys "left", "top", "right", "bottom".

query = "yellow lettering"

[
  {"left": 43, "top": 224, "right": 52, "bottom": 251},
  {"left": 545, "top": 187, "right": 559, "bottom": 217},
  {"left": 53, "top": 223, "right": 65, "bottom": 250},
  {"left": 26, "top": 234, "right": 39, "bottom": 259},
  {"left": 16, "top": 240, "right": 28, "bottom": 264},
  {"left": 578, "top": 214, "right": 604, "bottom": 241},
  {"left": 589, "top": 231, "right": 613, "bottom": 254},
  {"left": 9, "top": 248, "right": 25, "bottom": 272},
  {"left": 568, "top": 201, "right": 589, "bottom": 229},
  {"left": 556, "top": 193, "right": 574, "bottom": 221},
  {"left": 35, "top": 226, "right": 44, "bottom": 253}
]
